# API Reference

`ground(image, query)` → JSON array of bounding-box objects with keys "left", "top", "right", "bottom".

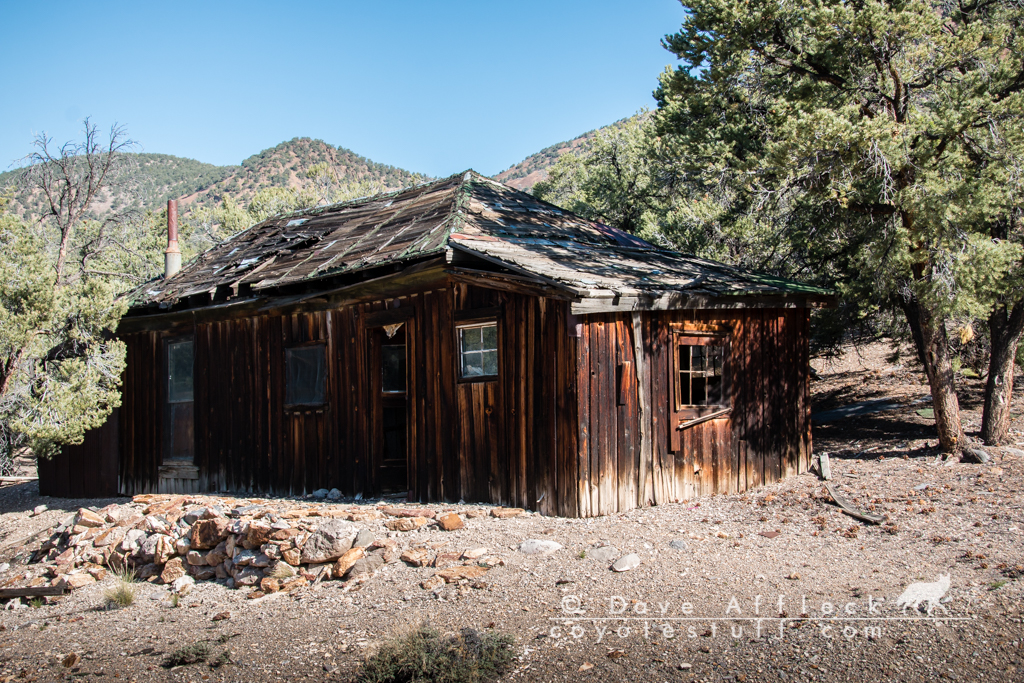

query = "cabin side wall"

[{"left": 575, "top": 307, "right": 811, "bottom": 516}]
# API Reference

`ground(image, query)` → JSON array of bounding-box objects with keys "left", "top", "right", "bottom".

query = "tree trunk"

[
  {"left": 981, "top": 302, "right": 1024, "bottom": 445},
  {"left": 897, "top": 290, "right": 929, "bottom": 367},
  {"left": 900, "top": 295, "right": 964, "bottom": 453}
]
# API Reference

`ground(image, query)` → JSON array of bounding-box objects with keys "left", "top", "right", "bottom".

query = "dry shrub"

[
  {"left": 357, "top": 625, "right": 514, "bottom": 683},
  {"left": 164, "top": 642, "right": 212, "bottom": 668},
  {"left": 103, "top": 567, "right": 137, "bottom": 609}
]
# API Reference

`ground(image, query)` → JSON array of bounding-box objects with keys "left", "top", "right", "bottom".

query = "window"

[
  {"left": 167, "top": 340, "right": 194, "bottom": 403},
  {"left": 675, "top": 343, "right": 726, "bottom": 410},
  {"left": 458, "top": 322, "right": 498, "bottom": 379},
  {"left": 165, "top": 338, "right": 194, "bottom": 462},
  {"left": 381, "top": 343, "right": 406, "bottom": 393},
  {"left": 286, "top": 344, "right": 326, "bottom": 406}
]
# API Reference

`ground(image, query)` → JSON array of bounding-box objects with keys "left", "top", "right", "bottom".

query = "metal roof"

[{"left": 130, "top": 170, "right": 829, "bottom": 311}]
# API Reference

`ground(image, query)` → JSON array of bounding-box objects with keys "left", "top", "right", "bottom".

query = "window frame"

[
  {"left": 456, "top": 320, "right": 499, "bottom": 382},
  {"left": 162, "top": 334, "right": 196, "bottom": 463},
  {"left": 166, "top": 338, "right": 195, "bottom": 404},
  {"left": 671, "top": 332, "right": 732, "bottom": 424},
  {"left": 284, "top": 341, "right": 328, "bottom": 409}
]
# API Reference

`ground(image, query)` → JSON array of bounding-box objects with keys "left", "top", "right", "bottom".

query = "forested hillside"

[
  {"left": 0, "top": 137, "right": 429, "bottom": 223},
  {"left": 494, "top": 119, "right": 627, "bottom": 191}
]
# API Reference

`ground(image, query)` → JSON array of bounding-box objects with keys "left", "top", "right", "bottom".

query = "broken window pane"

[{"left": 676, "top": 342, "right": 727, "bottom": 408}]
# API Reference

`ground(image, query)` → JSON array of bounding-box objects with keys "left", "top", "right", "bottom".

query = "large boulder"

[
  {"left": 331, "top": 547, "right": 364, "bottom": 579},
  {"left": 205, "top": 541, "right": 229, "bottom": 567},
  {"left": 300, "top": 520, "right": 357, "bottom": 564},
  {"left": 74, "top": 508, "right": 105, "bottom": 529},
  {"left": 160, "top": 557, "right": 187, "bottom": 584},
  {"left": 152, "top": 535, "right": 176, "bottom": 565},
  {"left": 190, "top": 518, "right": 229, "bottom": 550},
  {"left": 344, "top": 554, "right": 385, "bottom": 580}
]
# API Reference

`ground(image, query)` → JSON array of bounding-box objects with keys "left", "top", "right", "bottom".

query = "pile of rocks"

[{"left": 11, "top": 495, "right": 522, "bottom": 599}]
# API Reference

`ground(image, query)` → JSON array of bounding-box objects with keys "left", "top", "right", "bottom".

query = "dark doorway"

[{"left": 370, "top": 325, "right": 408, "bottom": 494}]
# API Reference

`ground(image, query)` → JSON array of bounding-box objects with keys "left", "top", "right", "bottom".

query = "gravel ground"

[{"left": 0, "top": 342, "right": 1022, "bottom": 682}]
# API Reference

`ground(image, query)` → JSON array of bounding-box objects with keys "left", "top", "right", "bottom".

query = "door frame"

[{"left": 363, "top": 307, "right": 415, "bottom": 497}]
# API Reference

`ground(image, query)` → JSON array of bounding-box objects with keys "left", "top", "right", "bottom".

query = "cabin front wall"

[
  {"left": 573, "top": 308, "right": 811, "bottom": 517},
  {"left": 116, "top": 281, "right": 580, "bottom": 516},
  {"left": 114, "top": 286, "right": 809, "bottom": 517}
]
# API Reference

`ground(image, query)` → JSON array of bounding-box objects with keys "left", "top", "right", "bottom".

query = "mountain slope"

[
  {"left": 494, "top": 119, "right": 627, "bottom": 191},
  {"left": 0, "top": 138, "right": 429, "bottom": 223}
]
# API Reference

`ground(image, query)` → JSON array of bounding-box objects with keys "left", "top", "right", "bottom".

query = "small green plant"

[
  {"left": 357, "top": 625, "right": 514, "bottom": 683},
  {"left": 578, "top": 550, "right": 586, "bottom": 559},
  {"left": 170, "top": 593, "right": 180, "bottom": 608},
  {"left": 989, "top": 580, "right": 1008, "bottom": 591},
  {"left": 164, "top": 641, "right": 212, "bottom": 668},
  {"left": 103, "top": 567, "right": 137, "bottom": 609},
  {"left": 28, "top": 598, "right": 43, "bottom": 609}
]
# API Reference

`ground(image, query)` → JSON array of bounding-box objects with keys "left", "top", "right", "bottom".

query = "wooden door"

[{"left": 370, "top": 325, "right": 409, "bottom": 494}]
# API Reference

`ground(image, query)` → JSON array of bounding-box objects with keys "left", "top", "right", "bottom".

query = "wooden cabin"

[{"left": 40, "top": 171, "right": 831, "bottom": 517}]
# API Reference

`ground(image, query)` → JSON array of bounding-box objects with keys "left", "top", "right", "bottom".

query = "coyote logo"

[{"left": 896, "top": 573, "right": 950, "bottom": 615}]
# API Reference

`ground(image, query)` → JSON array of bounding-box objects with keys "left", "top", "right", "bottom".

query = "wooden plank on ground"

[
  {"left": 824, "top": 482, "right": 884, "bottom": 524},
  {"left": 0, "top": 586, "right": 65, "bottom": 598}
]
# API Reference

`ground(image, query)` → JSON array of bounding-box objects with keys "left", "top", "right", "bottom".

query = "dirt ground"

[{"left": 1, "top": 341, "right": 1023, "bottom": 683}]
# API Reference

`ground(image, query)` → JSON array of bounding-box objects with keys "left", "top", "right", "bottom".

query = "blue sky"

[{"left": 0, "top": 0, "right": 684, "bottom": 178}]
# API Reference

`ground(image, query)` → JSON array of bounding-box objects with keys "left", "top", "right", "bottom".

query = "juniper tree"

[
  {"left": 655, "top": 0, "right": 1024, "bottom": 453},
  {"left": 0, "top": 121, "right": 133, "bottom": 471}
]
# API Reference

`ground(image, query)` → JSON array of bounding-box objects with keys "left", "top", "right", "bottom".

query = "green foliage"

[
  {"left": 163, "top": 639, "right": 231, "bottom": 669},
  {"left": 357, "top": 626, "right": 515, "bottom": 683},
  {"left": 655, "top": 0, "right": 1024, "bottom": 322},
  {"left": 498, "top": 121, "right": 628, "bottom": 186},
  {"left": 164, "top": 642, "right": 213, "bottom": 668},
  {"left": 0, "top": 210, "right": 126, "bottom": 468},
  {"left": 534, "top": 114, "right": 668, "bottom": 238}
]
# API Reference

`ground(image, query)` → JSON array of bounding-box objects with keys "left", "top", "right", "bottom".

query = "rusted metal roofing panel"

[{"left": 129, "top": 170, "right": 828, "bottom": 312}]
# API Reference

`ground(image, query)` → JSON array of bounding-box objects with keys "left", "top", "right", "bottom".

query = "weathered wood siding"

[
  {"left": 112, "top": 281, "right": 808, "bottom": 517},
  {"left": 42, "top": 408, "right": 120, "bottom": 498},
  {"left": 115, "top": 282, "right": 580, "bottom": 515},
  {"left": 575, "top": 308, "right": 811, "bottom": 516}
]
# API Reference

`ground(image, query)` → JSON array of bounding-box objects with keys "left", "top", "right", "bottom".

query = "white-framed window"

[{"left": 457, "top": 322, "right": 498, "bottom": 379}]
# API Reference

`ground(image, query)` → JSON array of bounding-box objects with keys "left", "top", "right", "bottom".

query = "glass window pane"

[
  {"left": 462, "top": 327, "right": 483, "bottom": 352},
  {"left": 382, "top": 344, "right": 407, "bottom": 393},
  {"left": 707, "top": 375, "right": 723, "bottom": 404},
  {"left": 708, "top": 347, "right": 724, "bottom": 376},
  {"left": 286, "top": 345, "right": 326, "bottom": 406},
  {"left": 678, "top": 371, "right": 691, "bottom": 405},
  {"left": 481, "top": 324, "right": 497, "bottom": 349},
  {"left": 691, "top": 346, "right": 705, "bottom": 372},
  {"left": 458, "top": 323, "right": 497, "bottom": 379},
  {"left": 482, "top": 350, "right": 498, "bottom": 376},
  {"left": 168, "top": 341, "right": 194, "bottom": 403},
  {"left": 462, "top": 351, "right": 484, "bottom": 377}
]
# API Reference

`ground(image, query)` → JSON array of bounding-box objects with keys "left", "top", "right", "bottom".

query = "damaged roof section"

[{"left": 130, "top": 170, "right": 831, "bottom": 313}]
